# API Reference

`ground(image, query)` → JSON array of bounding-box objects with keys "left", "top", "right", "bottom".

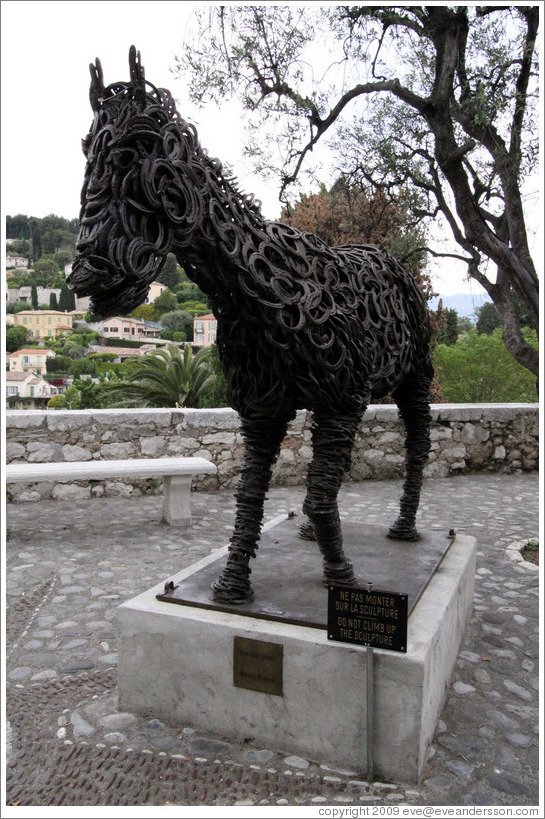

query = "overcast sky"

[
  {"left": 3, "top": 0, "right": 536, "bottom": 300},
  {"left": 1, "top": 2, "right": 270, "bottom": 216}
]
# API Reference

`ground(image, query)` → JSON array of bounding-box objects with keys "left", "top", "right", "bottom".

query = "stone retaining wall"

[{"left": 5, "top": 405, "right": 538, "bottom": 504}]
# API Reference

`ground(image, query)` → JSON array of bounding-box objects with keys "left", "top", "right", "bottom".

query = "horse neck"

[{"left": 164, "top": 137, "right": 267, "bottom": 305}]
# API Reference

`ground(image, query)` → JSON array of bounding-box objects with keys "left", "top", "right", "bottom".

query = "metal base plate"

[{"left": 157, "top": 516, "right": 454, "bottom": 628}]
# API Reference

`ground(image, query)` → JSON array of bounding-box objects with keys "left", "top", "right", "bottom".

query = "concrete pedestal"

[{"left": 118, "top": 517, "right": 476, "bottom": 783}]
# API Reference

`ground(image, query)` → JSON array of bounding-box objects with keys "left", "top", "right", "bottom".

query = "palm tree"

[{"left": 102, "top": 344, "right": 216, "bottom": 408}]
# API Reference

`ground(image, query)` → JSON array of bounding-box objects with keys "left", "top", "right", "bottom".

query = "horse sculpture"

[{"left": 68, "top": 47, "right": 434, "bottom": 605}]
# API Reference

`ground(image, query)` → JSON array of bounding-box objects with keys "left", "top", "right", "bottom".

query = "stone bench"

[{"left": 5, "top": 457, "right": 217, "bottom": 526}]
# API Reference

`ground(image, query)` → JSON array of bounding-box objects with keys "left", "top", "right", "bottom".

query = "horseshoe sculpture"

[{"left": 69, "top": 48, "right": 434, "bottom": 604}]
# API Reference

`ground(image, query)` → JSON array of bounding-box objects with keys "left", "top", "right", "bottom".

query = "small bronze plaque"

[
  {"left": 328, "top": 585, "right": 408, "bottom": 653},
  {"left": 233, "top": 636, "right": 283, "bottom": 696}
]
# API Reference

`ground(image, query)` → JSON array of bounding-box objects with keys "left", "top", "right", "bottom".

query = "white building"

[{"left": 5, "top": 371, "right": 58, "bottom": 405}]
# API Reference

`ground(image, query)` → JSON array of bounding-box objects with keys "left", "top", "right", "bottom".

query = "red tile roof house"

[{"left": 8, "top": 348, "right": 56, "bottom": 375}]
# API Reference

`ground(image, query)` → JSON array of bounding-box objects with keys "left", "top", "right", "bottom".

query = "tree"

[
  {"left": 281, "top": 179, "right": 431, "bottom": 287},
  {"left": 58, "top": 282, "right": 76, "bottom": 312},
  {"left": 180, "top": 6, "right": 539, "bottom": 380},
  {"left": 434, "top": 328, "right": 538, "bottom": 403},
  {"left": 31, "top": 224, "right": 42, "bottom": 262},
  {"left": 34, "top": 256, "right": 60, "bottom": 287},
  {"left": 176, "top": 280, "right": 208, "bottom": 304},
  {"left": 6, "top": 325, "right": 29, "bottom": 353},
  {"left": 6, "top": 214, "right": 33, "bottom": 240},
  {"left": 46, "top": 355, "right": 71, "bottom": 374},
  {"left": 153, "top": 289, "right": 179, "bottom": 315},
  {"left": 54, "top": 249, "right": 73, "bottom": 270},
  {"left": 131, "top": 304, "right": 158, "bottom": 321},
  {"left": 6, "top": 302, "right": 32, "bottom": 314},
  {"left": 31, "top": 284, "right": 38, "bottom": 309},
  {"left": 69, "top": 358, "right": 97, "bottom": 378},
  {"left": 475, "top": 302, "right": 503, "bottom": 335},
  {"left": 160, "top": 310, "right": 194, "bottom": 335},
  {"left": 199, "top": 343, "right": 229, "bottom": 408},
  {"left": 157, "top": 253, "right": 182, "bottom": 289},
  {"left": 435, "top": 301, "right": 460, "bottom": 346},
  {"left": 458, "top": 315, "right": 474, "bottom": 334},
  {"left": 101, "top": 344, "right": 216, "bottom": 408},
  {"left": 47, "top": 379, "right": 104, "bottom": 410}
]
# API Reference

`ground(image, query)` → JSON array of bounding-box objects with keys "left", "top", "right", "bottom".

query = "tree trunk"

[{"left": 492, "top": 275, "right": 539, "bottom": 382}]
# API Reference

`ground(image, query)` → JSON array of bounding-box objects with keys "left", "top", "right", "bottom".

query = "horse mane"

[{"left": 88, "top": 75, "right": 264, "bottom": 221}]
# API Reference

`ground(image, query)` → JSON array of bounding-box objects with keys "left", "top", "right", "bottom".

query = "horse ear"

[
  {"left": 129, "top": 45, "right": 146, "bottom": 102},
  {"left": 89, "top": 58, "right": 104, "bottom": 112}
]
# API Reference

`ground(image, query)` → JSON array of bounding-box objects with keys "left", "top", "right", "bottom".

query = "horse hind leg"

[
  {"left": 301, "top": 412, "right": 361, "bottom": 586},
  {"left": 388, "top": 376, "right": 432, "bottom": 541}
]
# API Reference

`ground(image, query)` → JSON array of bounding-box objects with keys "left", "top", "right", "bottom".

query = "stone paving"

[{"left": 4, "top": 473, "right": 540, "bottom": 809}]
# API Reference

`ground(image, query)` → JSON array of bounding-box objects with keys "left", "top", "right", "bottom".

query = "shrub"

[{"left": 433, "top": 328, "right": 538, "bottom": 402}]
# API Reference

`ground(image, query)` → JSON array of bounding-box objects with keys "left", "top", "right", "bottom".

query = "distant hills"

[{"left": 428, "top": 292, "right": 491, "bottom": 319}]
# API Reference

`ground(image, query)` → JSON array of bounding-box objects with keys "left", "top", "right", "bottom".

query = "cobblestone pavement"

[{"left": 4, "top": 473, "right": 541, "bottom": 811}]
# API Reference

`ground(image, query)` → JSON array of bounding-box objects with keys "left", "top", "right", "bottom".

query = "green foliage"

[
  {"left": 69, "top": 327, "right": 99, "bottom": 342},
  {"left": 6, "top": 325, "right": 29, "bottom": 353},
  {"left": 6, "top": 214, "right": 34, "bottom": 240},
  {"left": 61, "top": 332, "right": 97, "bottom": 358},
  {"left": 458, "top": 316, "right": 474, "bottom": 333},
  {"left": 32, "top": 225, "right": 42, "bottom": 261},
  {"left": 101, "top": 344, "right": 216, "bottom": 408},
  {"left": 6, "top": 302, "right": 31, "bottom": 314},
  {"left": 33, "top": 256, "right": 60, "bottom": 287},
  {"left": 88, "top": 352, "right": 118, "bottom": 363},
  {"left": 46, "top": 393, "right": 67, "bottom": 409},
  {"left": 49, "top": 379, "right": 105, "bottom": 410},
  {"left": 49, "top": 292, "right": 58, "bottom": 310},
  {"left": 433, "top": 329, "right": 538, "bottom": 403},
  {"left": 160, "top": 310, "right": 193, "bottom": 334},
  {"left": 153, "top": 289, "right": 179, "bottom": 315},
  {"left": 160, "top": 330, "right": 187, "bottom": 342},
  {"left": 475, "top": 302, "right": 503, "bottom": 335},
  {"left": 94, "top": 361, "right": 128, "bottom": 377},
  {"left": 58, "top": 282, "right": 76, "bottom": 311},
  {"left": 130, "top": 304, "right": 158, "bottom": 321},
  {"left": 436, "top": 307, "right": 459, "bottom": 346},
  {"left": 54, "top": 249, "right": 73, "bottom": 269},
  {"left": 178, "top": 301, "right": 209, "bottom": 317},
  {"left": 45, "top": 355, "right": 71, "bottom": 374},
  {"left": 102, "top": 337, "right": 144, "bottom": 348},
  {"left": 69, "top": 358, "right": 97, "bottom": 378},
  {"left": 176, "top": 280, "right": 208, "bottom": 304},
  {"left": 198, "top": 344, "right": 229, "bottom": 408},
  {"left": 62, "top": 343, "right": 87, "bottom": 359},
  {"left": 157, "top": 253, "right": 182, "bottom": 289}
]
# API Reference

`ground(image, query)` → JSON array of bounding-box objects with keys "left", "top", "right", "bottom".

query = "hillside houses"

[
  {"left": 96, "top": 316, "right": 163, "bottom": 340},
  {"left": 6, "top": 371, "right": 59, "bottom": 408},
  {"left": 6, "top": 255, "right": 29, "bottom": 269},
  {"left": 193, "top": 314, "right": 217, "bottom": 346},
  {"left": 8, "top": 310, "right": 81, "bottom": 339},
  {"left": 8, "top": 348, "right": 56, "bottom": 375}
]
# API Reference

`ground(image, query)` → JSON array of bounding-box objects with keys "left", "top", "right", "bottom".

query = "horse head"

[{"left": 68, "top": 46, "right": 202, "bottom": 318}]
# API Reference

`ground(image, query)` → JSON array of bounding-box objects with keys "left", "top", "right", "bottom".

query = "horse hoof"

[
  {"left": 387, "top": 519, "right": 421, "bottom": 541},
  {"left": 322, "top": 558, "right": 357, "bottom": 586},
  {"left": 210, "top": 578, "right": 255, "bottom": 604}
]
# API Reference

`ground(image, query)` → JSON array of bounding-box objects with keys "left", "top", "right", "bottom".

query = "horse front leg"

[
  {"left": 211, "top": 415, "right": 289, "bottom": 604},
  {"left": 388, "top": 376, "right": 432, "bottom": 541},
  {"left": 301, "top": 412, "right": 362, "bottom": 586}
]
